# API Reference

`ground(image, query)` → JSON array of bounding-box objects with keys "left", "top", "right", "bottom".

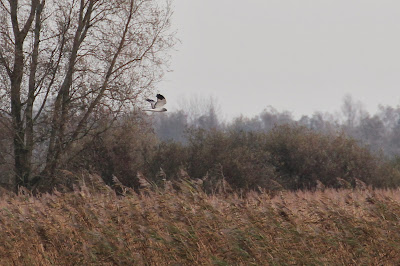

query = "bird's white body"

[{"left": 143, "top": 94, "right": 167, "bottom": 112}]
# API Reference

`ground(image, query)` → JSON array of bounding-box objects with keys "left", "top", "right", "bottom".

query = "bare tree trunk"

[
  {"left": 10, "top": 57, "right": 27, "bottom": 189},
  {"left": 25, "top": 0, "right": 45, "bottom": 186},
  {"left": 9, "top": 0, "right": 39, "bottom": 191}
]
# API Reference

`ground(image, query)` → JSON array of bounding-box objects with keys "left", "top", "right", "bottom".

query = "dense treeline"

[
  {"left": 154, "top": 95, "right": 400, "bottom": 158},
  {"left": 1, "top": 96, "right": 400, "bottom": 192},
  {"left": 74, "top": 122, "right": 400, "bottom": 193}
]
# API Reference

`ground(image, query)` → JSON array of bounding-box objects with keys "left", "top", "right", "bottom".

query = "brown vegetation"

[
  {"left": 1, "top": 175, "right": 400, "bottom": 265},
  {"left": 141, "top": 125, "right": 400, "bottom": 192}
]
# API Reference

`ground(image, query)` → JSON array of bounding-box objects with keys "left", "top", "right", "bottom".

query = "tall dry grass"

[{"left": 1, "top": 174, "right": 400, "bottom": 265}]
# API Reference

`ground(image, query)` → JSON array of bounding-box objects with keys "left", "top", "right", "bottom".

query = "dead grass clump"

[{"left": 1, "top": 179, "right": 400, "bottom": 265}]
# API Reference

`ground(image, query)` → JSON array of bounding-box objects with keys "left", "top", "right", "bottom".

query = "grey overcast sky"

[{"left": 159, "top": 0, "right": 400, "bottom": 119}]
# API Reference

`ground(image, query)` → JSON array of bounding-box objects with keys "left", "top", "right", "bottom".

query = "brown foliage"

[
  {"left": 51, "top": 123, "right": 400, "bottom": 193},
  {"left": 66, "top": 114, "right": 157, "bottom": 189},
  {"left": 265, "top": 125, "right": 400, "bottom": 190},
  {"left": 146, "top": 125, "right": 400, "bottom": 192}
]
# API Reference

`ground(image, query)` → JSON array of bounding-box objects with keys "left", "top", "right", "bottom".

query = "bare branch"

[
  {"left": 0, "top": 0, "right": 11, "bottom": 14},
  {"left": 0, "top": 50, "right": 12, "bottom": 77},
  {"left": 67, "top": 0, "right": 137, "bottom": 145},
  {"left": 20, "top": 0, "right": 40, "bottom": 38}
]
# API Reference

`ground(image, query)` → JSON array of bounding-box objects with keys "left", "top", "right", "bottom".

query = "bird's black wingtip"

[{"left": 156, "top": 94, "right": 165, "bottom": 100}]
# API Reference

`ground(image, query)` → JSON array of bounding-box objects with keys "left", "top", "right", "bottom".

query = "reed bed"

[{"left": 1, "top": 177, "right": 400, "bottom": 265}]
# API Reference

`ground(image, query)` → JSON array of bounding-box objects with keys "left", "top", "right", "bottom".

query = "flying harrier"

[{"left": 143, "top": 94, "right": 167, "bottom": 112}]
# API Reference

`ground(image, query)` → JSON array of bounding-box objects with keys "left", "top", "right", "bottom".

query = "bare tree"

[
  {"left": 341, "top": 94, "right": 367, "bottom": 132},
  {"left": 259, "top": 106, "right": 293, "bottom": 132},
  {"left": 176, "top": 94, "right": 221, "bottom": 128},
  {"left": 0, "top": 0, "right": 176, "bottom": 190}
]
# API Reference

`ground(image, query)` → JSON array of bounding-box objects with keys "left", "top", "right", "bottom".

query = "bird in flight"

[{"left": 143, "top": 94, "right": 167, "bottom": 112}]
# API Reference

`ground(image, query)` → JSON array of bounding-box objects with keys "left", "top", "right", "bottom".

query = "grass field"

[{"left": 1, "top": 175, "right": 400, "bottom": 265}]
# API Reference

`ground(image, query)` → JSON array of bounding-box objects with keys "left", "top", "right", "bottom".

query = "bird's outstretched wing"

[
  {"left": 146, "top": 98, "right": 156, "bottom": 109},
  {"left": 154, "top": 94, "right": 166, "bottom": 108}
]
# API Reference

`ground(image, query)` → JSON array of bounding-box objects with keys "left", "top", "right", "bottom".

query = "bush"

[
  {"left": 146, "top": 125, "right": 400, "bottom": 191},
  {"left": 264, "top": 125, "right": 400, "bottom": 190},
  {"left": 147, "top": 129, "right": 277, "bottom": 191},
  {"left": 66, "top": 113, "right": 158, "bottom": 188},
  {"left": 64, "top": 120, "right": 400, "bottom": 192}
]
